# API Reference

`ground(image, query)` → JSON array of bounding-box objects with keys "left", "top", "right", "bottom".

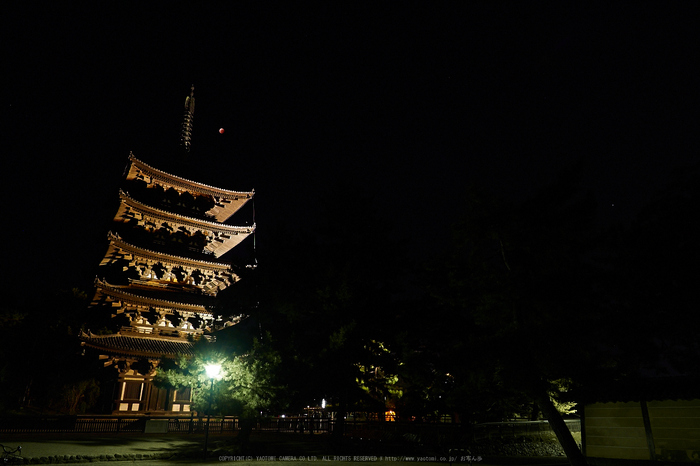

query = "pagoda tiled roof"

[
  {"left": 102, "top": 231, "right": 233, "bottom": 270},
  {"left": 80, "top": 330, "right": 194, "bottom": 359},
  {"left": 101, "top": 232, "right": 238, "bottom": 295},
  {"left": 125, "top": 153, "right": 254, "bottom": 223},
  {"left": 115, "top": 191, "right": 255, "bottom": 258},
  {"left": 93, "top": 279, "right": 213, "bottom": 314}
]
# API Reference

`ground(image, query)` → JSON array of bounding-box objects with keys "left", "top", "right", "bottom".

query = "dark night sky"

[{"left": 4, "top": 3, "right": 699, "bottom": 301}]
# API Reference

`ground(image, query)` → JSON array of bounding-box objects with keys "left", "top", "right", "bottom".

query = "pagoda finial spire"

[{"left": 180, "top": 85, "right": 195, "bottom": 152}]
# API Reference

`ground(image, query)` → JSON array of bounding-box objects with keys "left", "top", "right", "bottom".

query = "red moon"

[{"left": 219, "top": 128, "right": 224, "bottom": 134}]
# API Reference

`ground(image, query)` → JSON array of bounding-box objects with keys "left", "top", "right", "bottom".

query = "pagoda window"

[
  {"left": 122, "top": 381, "right": 143, "bottom": 401},
  {"left": 174, "top": 386, "right": 192, "bottom": 402}
]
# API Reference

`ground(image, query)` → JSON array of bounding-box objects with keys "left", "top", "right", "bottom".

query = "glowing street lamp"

[
  {"left": 204, "top": 363, "right": 222, "bottom": 459},
  {"left": 206, "top": 363, "right": 222, "bottom": 380}
]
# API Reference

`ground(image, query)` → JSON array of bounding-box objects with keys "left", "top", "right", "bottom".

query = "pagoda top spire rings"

[
  {"left": 180, "top": 85, "right": 195, "bottom": 152},
  {"left": 185, "top": 84, "right": 195, "bottom": 114}
]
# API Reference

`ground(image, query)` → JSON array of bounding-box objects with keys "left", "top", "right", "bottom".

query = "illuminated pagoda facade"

[{"left": 81, "top": 87, "right": 255, "bottom": 414}]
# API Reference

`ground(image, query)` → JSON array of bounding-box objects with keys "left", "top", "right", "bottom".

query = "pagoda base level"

[
  {"left": 114, "top": 374, "right": 192, "bottom": 415},
  {"left": 110, "top": 410, "right": 196, "bottom": 416}
]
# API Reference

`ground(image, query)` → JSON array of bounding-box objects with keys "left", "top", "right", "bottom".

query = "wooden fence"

[{"left": 0, "top": 415, "right": 579, "bottom": 444}]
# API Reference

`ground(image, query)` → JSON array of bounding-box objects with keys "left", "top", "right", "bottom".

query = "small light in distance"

[{"left": 219, "top": 128, "right": 224, "bottom": 134}]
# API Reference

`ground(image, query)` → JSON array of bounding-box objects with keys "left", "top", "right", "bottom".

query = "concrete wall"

[
  {"left": 648, "top": 399, "right": 700, "bottom": 462},
  {"left": 585, "top": 399, "right": 700, "bottom": 463},
  {"left": 585, "top": 401, "right": 650, "bottom": 460}
]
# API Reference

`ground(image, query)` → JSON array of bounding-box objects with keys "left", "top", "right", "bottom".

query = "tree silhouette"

[
  {"left": 600, "top": 162, "right": 700, "bottom": 379},
  {"left": 0, "top": 287, "right": 104, "bottom": 414},
  {"left": 244, "top": 181, "right": 409, "bottom": 434},
  {"left": 416, "top": 171, "right": 601, "bottom": 465}
]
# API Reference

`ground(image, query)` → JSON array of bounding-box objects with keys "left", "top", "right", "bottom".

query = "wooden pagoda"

[{"left": 81, "top": 87, "right": 255, "bottom": 414}]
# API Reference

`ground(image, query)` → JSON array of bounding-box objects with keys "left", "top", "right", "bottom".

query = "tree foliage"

[
  {"left": 394, "top": 171, "right": 601, "bottom": 463},
  {"left": 245, "top": 182, "right": 411, "bottom": 418},
  {"left": 598, "top": 163, "right": 700, "bottom": 378},
  {"left": 0, "top": 287, "right": 103, "bottom": 414},
  {"left": 154, "top": 333, "right": 287, "bottom": 418}
]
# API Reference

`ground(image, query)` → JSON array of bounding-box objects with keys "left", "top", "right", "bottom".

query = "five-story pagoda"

[{"left": 81, "top": 86, "right": 255, "bottom": 414}]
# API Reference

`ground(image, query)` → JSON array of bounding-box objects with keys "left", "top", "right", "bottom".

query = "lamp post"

[{"left": 204, "top": 363, "right": 222, "bottom": 459}]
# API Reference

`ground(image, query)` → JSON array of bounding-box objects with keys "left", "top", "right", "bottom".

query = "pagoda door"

[{"left": 147, "top": 385, "right": 171, "bottom": 411}]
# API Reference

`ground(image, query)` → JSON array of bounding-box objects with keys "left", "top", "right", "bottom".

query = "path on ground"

[
  {"left": 0, "top": 432, "right": 224, "bottom": 458},
  {"left": 0, "top": 431, "right": 570, "bottom": 466}
]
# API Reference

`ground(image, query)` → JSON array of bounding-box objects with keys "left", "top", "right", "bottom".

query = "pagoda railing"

[{"left": 0, "top": 415, "right": 236, "bottom": 434}]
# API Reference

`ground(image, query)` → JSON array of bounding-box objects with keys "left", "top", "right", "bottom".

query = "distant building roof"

[{"left": 579, "top": 375, "right": 700, "bottom": 404}]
